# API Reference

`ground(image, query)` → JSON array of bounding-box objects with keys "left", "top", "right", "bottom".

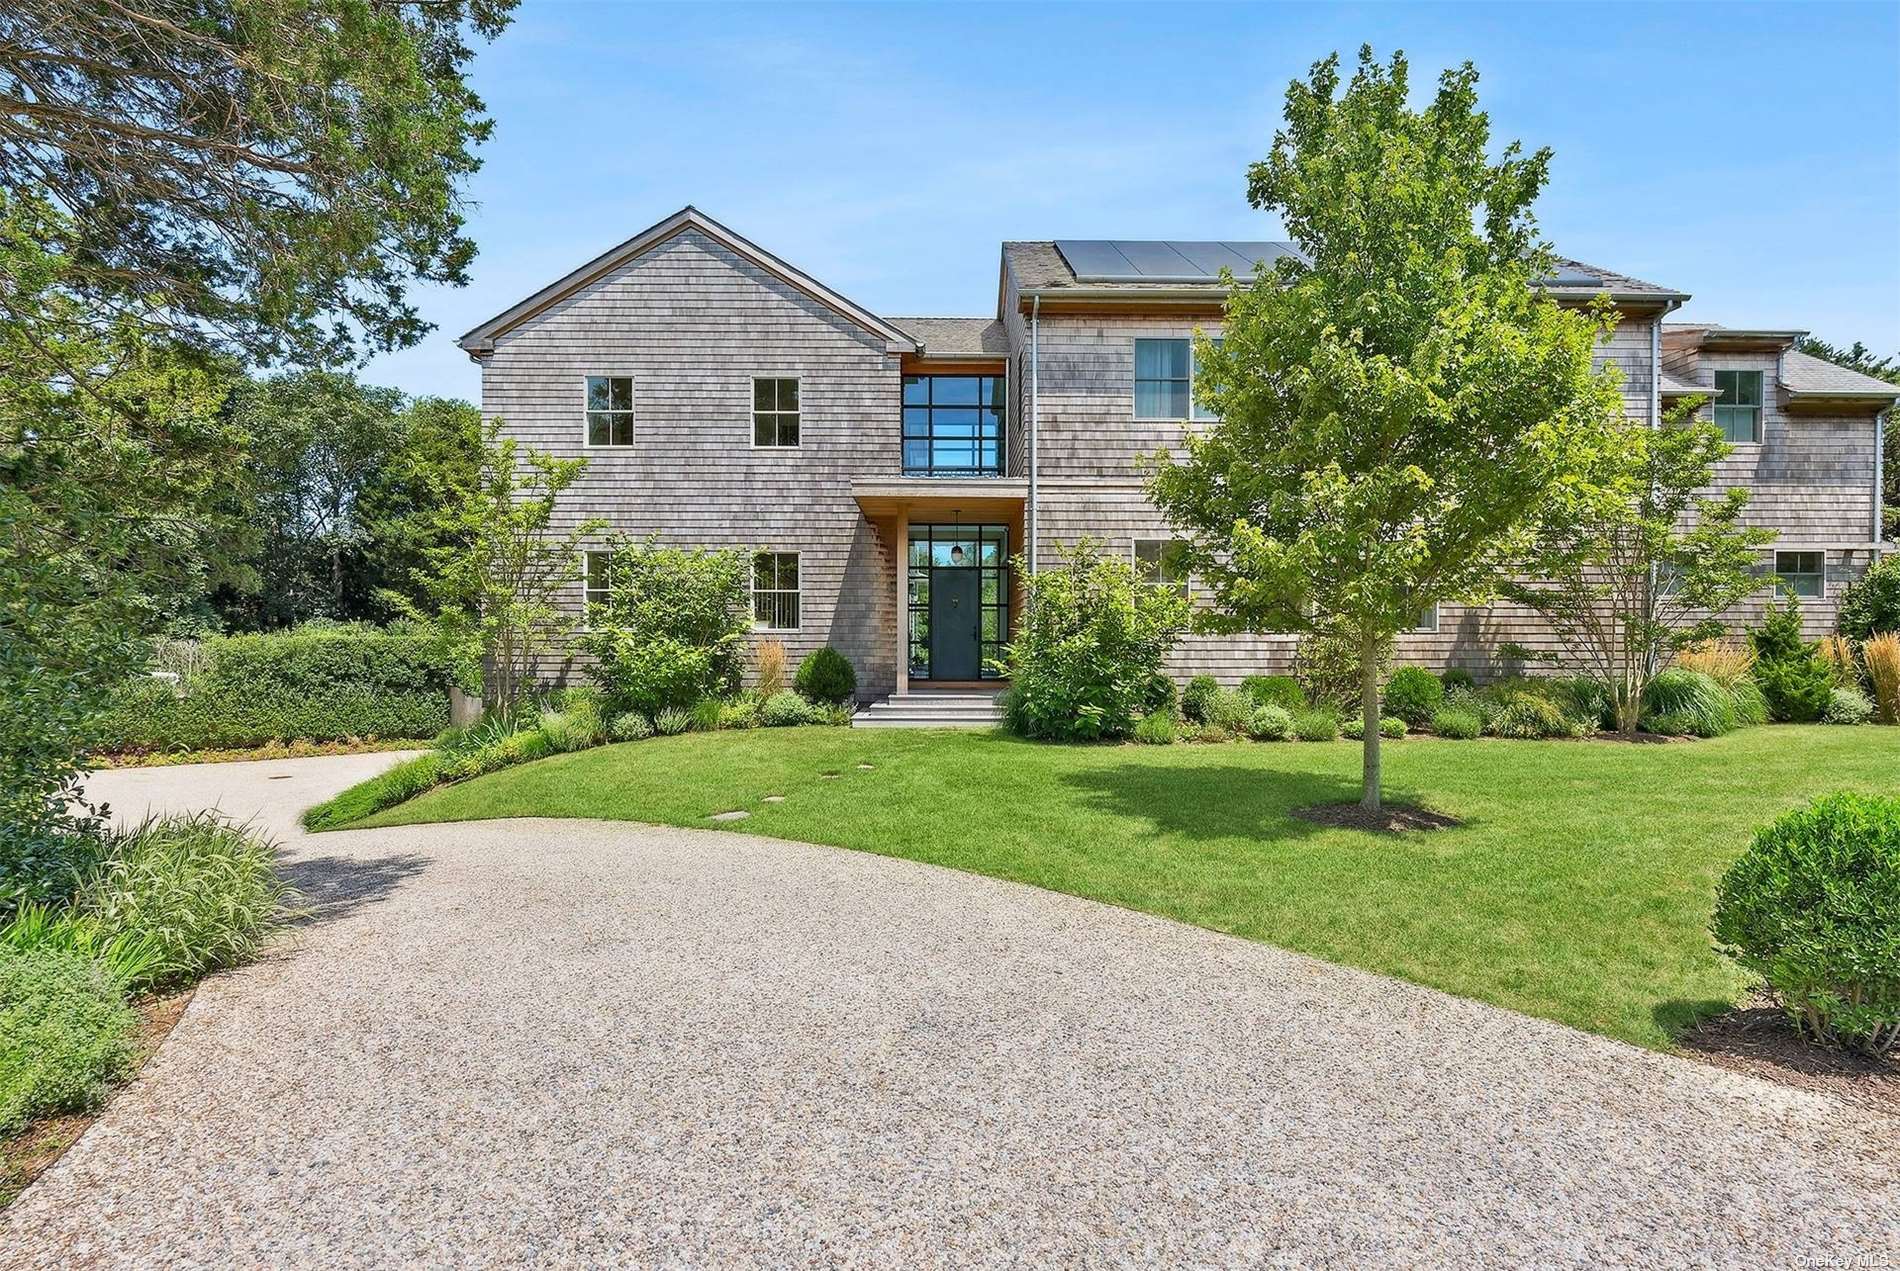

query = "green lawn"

[{"left": 336, "top": 725, "right": 1897, "bottom": 1050}]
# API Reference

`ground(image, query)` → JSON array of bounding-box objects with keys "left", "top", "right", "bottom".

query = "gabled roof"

[
  {"left": 458, "top": 206, "right": 919, "bottom": 357},
  {"left": 1781, "top": 349, "right": 1900, "bottom": 401},
  {"left": 1539, "top": 257, "right": 1687, "bottom": 303},
  {"left": 1002, "top": 239, "right": 1299, "bottom": 295},
  {"left": 887, "top": 317, "right": 1007, "bottom": 357}
]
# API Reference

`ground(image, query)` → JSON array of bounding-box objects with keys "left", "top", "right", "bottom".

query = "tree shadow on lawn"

[
  {"left": 1059, "top": 761, "right": 1452, "bottom": 844},
  {"left": 280, "top": 851, "right": 429, "bottom": 927}
]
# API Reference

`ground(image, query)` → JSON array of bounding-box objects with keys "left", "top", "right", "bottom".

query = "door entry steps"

[{"left": 852, "top": 688, "right": 1006, "bottom": 729}]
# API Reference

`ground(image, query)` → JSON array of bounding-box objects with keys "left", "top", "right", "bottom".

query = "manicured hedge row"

[{"left": 93, "top": 631, "right": 455, "bottom": 752}]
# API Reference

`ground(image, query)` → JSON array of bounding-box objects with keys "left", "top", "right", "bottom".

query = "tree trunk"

[{"left": 1360, "top": 634, "right": 1382, "bottom": 813}]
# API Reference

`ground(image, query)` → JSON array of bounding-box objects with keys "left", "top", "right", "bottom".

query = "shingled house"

[{"left": 457, "top": 207, "right": 1895, "bottom": 716}]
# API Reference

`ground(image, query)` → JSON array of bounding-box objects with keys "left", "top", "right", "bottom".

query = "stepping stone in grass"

[
  {"left": 709, "top": 810, "right": 750, "bottom": 822},
  {"left": 819, "top": 772, "right": 840, "bottom": 780},
  {"left": 762, "top": 795, "right": 785, "bottom": 803},
  {"left": 856, "top": 763, "right": 875, "bottom": 771}
]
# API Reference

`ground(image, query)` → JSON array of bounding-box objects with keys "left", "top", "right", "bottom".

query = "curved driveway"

[{"left": 5, "top": 753, "right": 1894, "bottom": 1266}]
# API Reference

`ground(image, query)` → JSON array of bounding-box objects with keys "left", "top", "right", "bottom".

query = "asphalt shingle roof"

[
  {"left": 1781, "top": 349, "right": 1900, "bottom": 399},
  {"left": 887, "top": 317, "right": 1008, "bottom": 356}
]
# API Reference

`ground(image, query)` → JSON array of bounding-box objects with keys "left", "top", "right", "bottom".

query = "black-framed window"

[
  {"left": 586, "top": 376, "right": 634, "bottom": 446},
  {"left": 1133, "top": 338, "right": 1219, "bottom": 421},
  {"left": 1773, "top": 550, "right": 1824, "bottom": 599},
  {"left": 902, "top": 375, "right": 1003, "bottom": 475},
  {"left": 907, "top": 524, "right": 1008, "bottom": 679},
  {"left": 753, "top": 377, "right": 800, "bottom": 447},
  {"left": 1713, "top": 369, "right": 1763, "bottom": 444},
  {"left": 752, "top": 551, "right": 800, "bottom": 630}
]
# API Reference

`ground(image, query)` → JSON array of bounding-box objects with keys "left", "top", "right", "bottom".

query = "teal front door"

[{"left": 929, "top": 568, "right": 982, "bottom": 680}]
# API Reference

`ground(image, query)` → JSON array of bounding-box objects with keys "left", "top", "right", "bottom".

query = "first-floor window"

[
  {"left": 1409, "top": 603, "right": 1439, "bottom": 633},
  {"left": 1773, "top": 550, "right": 1825, "bottom": 599},
  {"left": 753, "top": 551, "right": 800, "bottom": 629},
  {"left": 584, "top": 549, "right": 617, "bottom": 618},
  {"left": 1133, "top": 539, "right": 1191, "bottom": 596}
]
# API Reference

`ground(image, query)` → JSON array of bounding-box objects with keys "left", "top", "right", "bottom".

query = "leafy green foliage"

[
  {"left": 302, "top": 753, "right": 446, "bottom": 830},
  {"left": 1383, "top": 667, "right": 1444, "bottom": 726},
  {"left": 996, "top": 541, "right": 1192, "bottom": 741},
  {"left": 579, "top": 539, "right": 751, "bottom": 716},
  {"left": 1240, "top": 674, "right": 1305, "bottom": 712},
  {"left": 1750, "top": 602, "right": 1834, "bottom": 723},
  {"left": 0, "top": 946, "right": 139, "bottom": 1133},
  {"left": 1442, "top": 667, "right": 1476, "bottom": 692},
  {"left": 536, "top": 697, "right": 603, "bottom": 754},
  {"left": 760, "top": 692, "right": 824, "bottom": 728},
  {"left": 1431, "top": 706, "right": 1483, "bottom": 739},
  {"left": 1149, "top": 47, "right": 1623, "bottom": 807},
  {"left": 1836, "top": 556, "right": 1900, "bottom": 640},
  {"left": 1293, "top": 633, "right": 1382, "bottom": 713},
  {"left": 609, "top": 712, "right": 655, "bottom": 743},
  {"left": 1250, "top": 704, "right": 1293, "bottom": 741},
  {"left": 1491, "top": 697, "right": 1571, "bottom": 740},
  {"left": 1132, "top": 710, "right": 1177, "bottom": 745},
  {"left": 652, "top": 708, "right": 694, "bottom": 737},
  {"left": 794, "top": 647, "right": 858, "bottom": 706},
  {"left": 0, "top": 903, "right": 163, "bottom": 991},
  {"left": 77, "top": 813, "right": 295, "bottom": 991},
  {"left": 1823, "top": 688, "right": 1875, "bottom": 726},
  {"left": 1203, "top": 688, "right": 1257, "bottom": 734},
  {"left": 1181, "top": 675, "right": 1221, "bottom": 724},
  {"left": 1292, "top": 709, "right": 1339, "bottom": 742},
  {"left": 1641, "top": 669, "right": 1740, "bottom": 738},
  {"left": 1711, "top": 792, "right": 1900, "bottom": 1054}
]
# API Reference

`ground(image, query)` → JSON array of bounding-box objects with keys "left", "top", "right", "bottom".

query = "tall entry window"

[
  {"left": 908, "top": 525, "right": 1008, "bottom": 680},
  {"left": 902, "top": 375, "right": 1004, "bottom": 476}
]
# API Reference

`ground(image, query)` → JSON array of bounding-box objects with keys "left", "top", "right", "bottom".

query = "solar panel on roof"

[
  {"left": 1053, "top": 240, "right": 1136, "bottom": 280},
  {"left": 1544, "top": 265, "right": 1603, "bottom": 287},
  {"left": 1055, "top": 239, "right": 1300, "bottom": 282}
]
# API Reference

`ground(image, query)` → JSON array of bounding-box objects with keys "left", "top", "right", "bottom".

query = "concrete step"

[{"left": 852, "top": 691, "right": 1006, "bottom": 729}]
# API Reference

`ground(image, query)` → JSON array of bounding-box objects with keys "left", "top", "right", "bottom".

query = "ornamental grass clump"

[
  {"left": 1292, "top": 709, "right": 1339, "bottom": 742},
  {"left": 1674, "top": 641, "right": 1754, "bottom": 688},
  {"left": 1865, "top": 633, "right": 1900, "bottom": 724},
  {"left": 1132, "top": 709, "right": 1176, "bottom": 745},
  {"left": 1430, "top": 706, "right": 1483, "bottom": 739},
  {"left": 1641, "top": 668, "right": 1738, "bottom": 738},
  {"left": 1711, "top": 792, "right": 1900, "bottom": 1055}
]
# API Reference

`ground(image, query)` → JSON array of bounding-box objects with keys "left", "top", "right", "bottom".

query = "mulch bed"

[
  {"left": 0, "top": 987, "right": 194, "bottom": 1209},
  {"left": 1291, "top": 803, "right": 1462, "bottom": 833},
  {"left": 1678, "top": 991, "right": 1898, "bottom": 1118}
]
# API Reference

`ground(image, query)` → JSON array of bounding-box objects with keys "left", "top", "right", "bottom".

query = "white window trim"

[
  {"left": 750, "top": 375, "right": 802, "bottom": 450},
  {"left": 1409, "top": 603, "right": 1440, "bottom": 634},
  {"left": 1131, "top": 538, "right": 1191, "bottom": 597},
  {"left": 1132, "top": 336, "right": 1221, "bottom": 423},
  {"left": 1771, "top": 549, "right": 1827, "bottom": 599},
  {"left": 1712, "top": 368, "right": 1764, "bottom": 446},
  {"left": 580, "top": 548, "right": 615, "bottom": 627},
  {"left": 751, "top": 550, "right": 802, "bottom": 631},
  {"left": 581, "top": 375, "right": 636, "bottom": 449}
]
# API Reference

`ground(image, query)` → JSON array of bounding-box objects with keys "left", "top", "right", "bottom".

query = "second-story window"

[
  {"left": 753, "top": 377, "right": 800, "bottom": 447},
  {"left": 902, "top": 375, "right": 1003, "bottom": 475},
  {"left": 1134, "top": 338, "right": 1218, "bottom": 421},
  {"left": 1713, "top": 369, "right": 1763, "bottom": 444},
  {"left": 586, "top": 376, "right": 634, "bottom": 447}
]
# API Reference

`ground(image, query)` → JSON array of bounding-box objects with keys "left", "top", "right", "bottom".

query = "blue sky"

[{"left": 366, "top": 1, "right": 1900, "bottom": 401}]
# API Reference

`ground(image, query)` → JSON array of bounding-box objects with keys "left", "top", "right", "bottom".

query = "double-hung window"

[
  {"left": 1409, "top": 603, "right": 1439, "bottom": 633},
  {"left": 586, "top": 376, "right": 635, "bottom": 447},
  {"left": 753, "top": 377, "right": 800, "bottom": 447},
  {"left": 1713, "top": 370, "right": 1763, "bottom": 444},
  {"left": 1773, "top": 550, "right": 1824, "bottom": 599},
  {"left": 583, "top": 549, "right": 617, "bottom": 620},
  {"left": 752, "top": 551, "right": 800, "bottom": 630},
  {"left": 1134, "top": 539, "right": 1191, "bottom": 596},
  {"left": 1133, "top": 338, "right": 1219, "bottom": 421}
]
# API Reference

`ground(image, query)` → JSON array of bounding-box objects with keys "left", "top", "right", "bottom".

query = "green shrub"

[
  {"left": 1250, "top": 704, "right": 1293, "bottom": 741},
  {"left": 1294, "top": 632, "right": 1386, "bottom": 711},
  {"left": 1822, "top": 687, "right": 1875, "bottom": 725},
  {"left": 1431, "top": 706, "right": 1483, "bottom": 739},
  {"left": 1292, "top": 709, "right": 1339, "bottom": 742},
  {"left": 1341, "top": 716, "right": 1362, "bottom": 740},
  {"left": 0, "top": 830, "right": 103, "bottom": 921},
  {"left": 0, "top": 947, "right": 139, "bottom": 1133},
  {"left": 794, "top": 647, "right": 857, "bottom": 705},
  {"left": 1240, "top": 674, "right": 1305, "bottom": 712},
  {"left": 1711, "top": 792, "right": 1900, "bottom": 1054},
  {"left": 717, "top": 698, "right": 760, "bottom": 730},
  {"left": 1551, "top": 676, "right": 1613, "bottom": 732},
  {"left": 608, "top": 712, "right": 654, "bottom": 742},
  {"left": 1380, "top": 716, "right": 1407, "bottom": 739},
  {"left": 537, "top": 697, "right": 603, "bottom": 754},
  {"left": 78, "top": 813, "right": 293, "bottom": 992},
  {"left": 1751, "top": 601, "right": 1834, "bottom": 723},
  {"left": 1181, "top": 675, "right": 1220, "bottom": 724},
  {"left": 1382, "top": 667, "right": 1443, "bottom": 726},
  {"left": 1132, "top": 710, "right": 1176, "bottom": 745},
  {"left": 759, "top": 691, "right": 822, "bottom": 728},
  {"left": 1641, "top": 669, "right": 1738, "bottom": 738},
  {"left": 1204, "top": 688, "right": 1255, "bottom": 734},
  {"left": 1492, "top": 697, "right": 1570, "bottom": 740},
  {"left": 1442, "top": 667, "right": 1476, "bottom": 692},
  {"left": 1836, "top": 556, "right": 1900, "bottom": 641},
  {"left": 996, "top": 541, "right": 1192, "bottom": 741},
  {"left": 689, "top": 698, "right": 724, "bottom": 732},
  {"left": 1644, "top": 711, "right": 1695, "bottom": 738},
  {"left": 578, "top": 540, "right": 751, "bottom": 715},
  {"left": 1139, "top": 673, "right": 1178, "bottom": 716}
]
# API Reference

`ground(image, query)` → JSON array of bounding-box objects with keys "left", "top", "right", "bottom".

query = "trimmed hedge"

[{"left": 95, "top": 630, "right": 455, "bottom": 752}]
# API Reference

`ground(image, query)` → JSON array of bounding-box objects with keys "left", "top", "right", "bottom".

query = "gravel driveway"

[{"left": 5, "top": 753, "right": 1895, "bottom": 1266}]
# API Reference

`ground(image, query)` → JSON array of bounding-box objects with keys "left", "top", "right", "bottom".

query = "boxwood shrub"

[
  {"left": 794, "top": 647, "right": 857, "bottom": 706},
  {"left": 1711, "top": 792, "right": 1900, "bottom": 1054},
  {"left": 1239, "top": 674, "right": 1305, "bottom": 712},
  {"left": 1382, "top": 667, "right": 1443, "bottom": 727}
]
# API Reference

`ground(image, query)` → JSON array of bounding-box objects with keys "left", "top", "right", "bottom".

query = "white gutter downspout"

[
  {"left": 1029, "top": 295, "right": 1040, "bottom": 575},
  {"left": 1876, "top": 407, "right": 1888, "bottom": 548}
]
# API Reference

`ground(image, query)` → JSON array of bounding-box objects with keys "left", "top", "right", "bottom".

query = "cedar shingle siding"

[{"left": 466, "top": 210, "right": 1894, "bottom": 693}]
